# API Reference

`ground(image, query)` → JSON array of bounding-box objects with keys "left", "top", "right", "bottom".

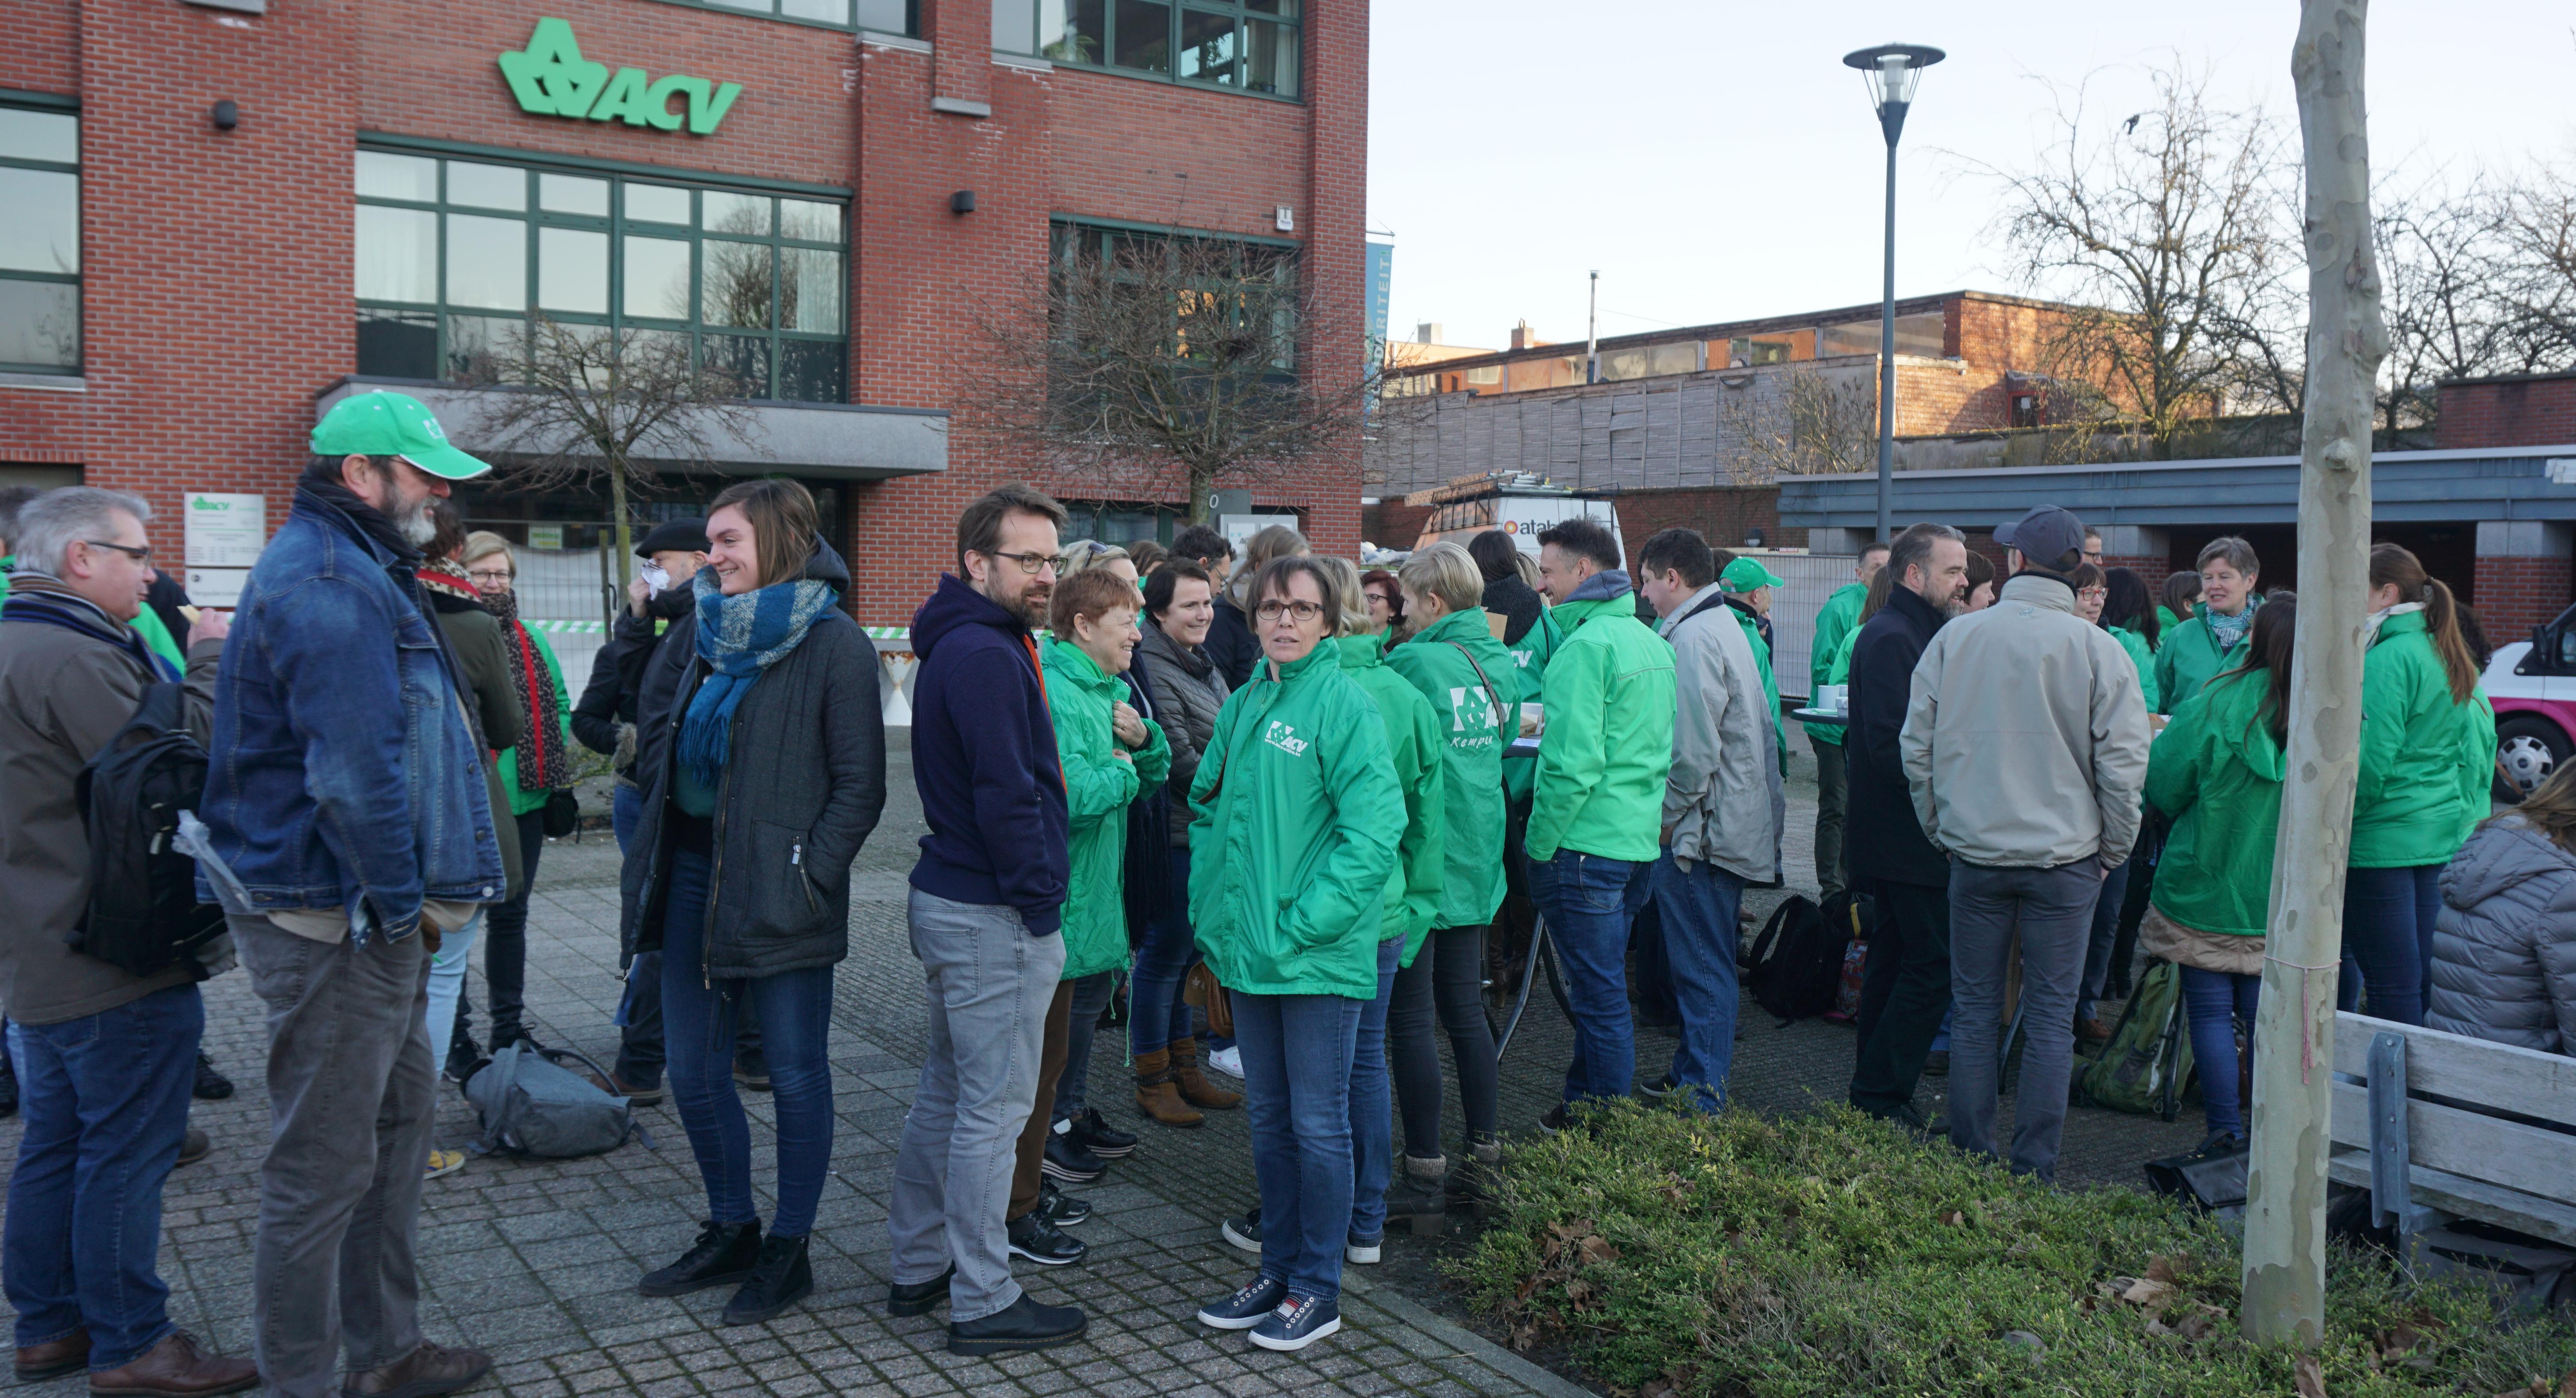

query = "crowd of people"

[{"left": 2, "top": 385, "right": 2568, "bottom": 1392}]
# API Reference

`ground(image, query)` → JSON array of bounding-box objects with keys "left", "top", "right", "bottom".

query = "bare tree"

[
  {"left": 2375, "top": 173, "right": 2526, "bottom": 443},
  {"left": 468, "top": 315, "right": 757, "bottom": 586},
  {"left": 2496, "top": 159, "right": 2576, "bottom": 371},
  {"left": 1717, "top": 365, "right": 1880, "bottom": 485},
  {"left": 954, "top": 231, "right": 1376, "bottom": 525}
]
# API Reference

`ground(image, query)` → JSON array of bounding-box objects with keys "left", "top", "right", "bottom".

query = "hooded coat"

[
  {"left": 2352, "top": 609, "right": 2491, "bottom": 869},
  {"left": 1336, "top": 632, "right": 1445, "bottom": 962},
  {"left": 905, "top": 572, "right": 1067, "bottom": 935},
  {"left": 1527, "top": 575, "right": 1676, "bottom": 865},
  {"left": 2144, "top": 666, "right": 2285, "bottom": 938},
  {"left": 1384, "top": 605, "right": 1512, "bottom": 932},
  {"left": 2154, "top": 599, "right": 2259, "bottom": 714},
  {"left": 1045, "top": 637, "right": 1170, "bottom": 981},
  {"left": 2428, "top": 815, "right": 2576, "bottom": 1053},
  {"left": 1661, "top": 583, "right": 1784, "bottom": 884}
]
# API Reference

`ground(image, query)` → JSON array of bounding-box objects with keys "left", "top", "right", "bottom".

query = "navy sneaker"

[
  {"left": 1006, "top": 1211, "right": 1087, "bottom": 1267},
  {"left": 1071, "top": 1106, "right": 1137, "bottom": 1159},
  {"left": 1250, "top": 1294, "right": 1341, "bottom": 1352},
  {"left": 1035, "top": 1179, "right": 1092, "bottom": 1226},
  {"left": 1220, "top": 1205, "right": 1262, "bottom": 1254},
  {"left": 1196, "top": 1276, "right": 1287, "bottom": 1330},
  {"left": 1042, "top": 1125, "right": 1105, "bottom": 1183}
]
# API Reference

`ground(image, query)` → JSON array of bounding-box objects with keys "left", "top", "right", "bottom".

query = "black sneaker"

[
  {"left": 176, "top": 1126, "right": 210, "bottom": 1166},
  {"left": 2187, "top": 1131, "right": 2248, "bottom": 1162},
  {"left": 1036, "top": 1179, "right": 1093, "bottom": 1227},
  {"left": 1073, "top": 1106, "right": 1137, "bottom": 1159},
  {"left": 443, "top": 1030, "right": 483, "bottom": 1085},
  {"left": 947, "top": 1294, "right": 1086, "bottom": 1356},
  {"left": 639, "top": 1220, "right": 763, "bottom": 1297},
  {"left": 886, "top": 1265, "right": 953, "bottom": 1317},
  {"left": 1220, "top": 1205, "right": 1262, "bottom": 1254},
  {"left": 722, "top": 1233, "right": 812, "bottom": 1326},
  {"left": 1042, "top": 1128, "right": 1104, "bottom": 1183},
  {"left": 733, "top": 1056, "right": 773, "bottom": 1093},
  {"left": 1250, "top": 1294, "right": 1342, "bottom": 1352},
  {"left": 1196, "top": 1275, "right": 1287, "bottom": 1330},
  {"left": 192, "top": 1052, "right": 234, "bottom": 1101},
  {"left": 1637, "top": 1073, "right": 1676, "bottom": 1100},
  {"left": 1007, "top": 1210, "right": 1088, "bottom": 1266},
  {"left": 1538, "top": 1102, "right": 1573, "bottom": 1134},
  {"left": 1924, "top": 1049, "right": 1950, "bottom": 1077}
]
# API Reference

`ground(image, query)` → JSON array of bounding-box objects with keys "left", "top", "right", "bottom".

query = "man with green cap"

[
  {"left": 191, "top": 390, "right": 502, "bottom": 1398},
  {"left": 1718, "top": 555, "right": 1787, "bottom": 769}
]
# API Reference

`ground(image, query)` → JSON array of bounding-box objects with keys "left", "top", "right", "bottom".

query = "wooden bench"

[{"left": 2327, "top": 1012, "right": 2576, "bottom": 1260}]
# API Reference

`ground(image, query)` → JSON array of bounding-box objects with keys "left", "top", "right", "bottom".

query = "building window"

[
  {"left": 1000, "top": 0, "right": 1297, "bottom": 98},
  {"left": 353, "top": 150, "right": 849, "bottom": 402},
  {"left": 1049, "top": 220, "right": 1301, "bottom": 375},
  {"left": 652, "top": 0, "right": 915, "bottom": 33},
  {"left": 0, "top": 103, "right": 80, "bottom": 374}
]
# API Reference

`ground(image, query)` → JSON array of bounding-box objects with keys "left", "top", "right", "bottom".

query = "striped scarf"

[{"left": 483, "top": 588, "right": 569, "bottom": 792}]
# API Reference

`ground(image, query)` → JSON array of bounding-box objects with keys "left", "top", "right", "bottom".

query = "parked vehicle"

[
  {"left": 2479, "top": 602, "right": 2576, "bottom": 799},
  {"left": 1409, "top": 472, "right": 1624, "bottom": 560}
]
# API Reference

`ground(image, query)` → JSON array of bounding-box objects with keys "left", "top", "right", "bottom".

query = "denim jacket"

[{"left": 193, "top": 489, "right": 506, "bottom": 942}]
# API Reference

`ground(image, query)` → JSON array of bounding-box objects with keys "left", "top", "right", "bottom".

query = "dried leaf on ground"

[
  {"left": 2119, "top": 1276, "right": 2176, "bottom": 1307},
  {"left": 2146, "top": 1255, "right": 2182, "bottom": 1286},
  {"left": 1578, "top": 1235, "right": 1622, "bottom": 1265},
  {"left": 1939, "top": 1209, "right": 1966, "bottom": 1227},
  {"left": 2296, "top": 1354, "right": 2327, "bottom": 1398}
]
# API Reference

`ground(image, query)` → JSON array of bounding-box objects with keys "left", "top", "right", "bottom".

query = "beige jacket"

[{"left": 1900, "top": 573, "right": 2151, "bottom": 870}]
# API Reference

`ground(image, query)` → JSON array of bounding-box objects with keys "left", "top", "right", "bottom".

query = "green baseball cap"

[
  {"left": 312, "top": 391, "right": 492, "bottom": 480},
  {"left": 1721, "top": 556, "right": 1787, "bottom": 591}
]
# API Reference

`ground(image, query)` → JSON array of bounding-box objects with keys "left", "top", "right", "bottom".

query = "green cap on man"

[
  {"left": 1721, "top": 556, "right": 1787, "bottom": 592},
  {"left": 311, "top": 391, "right": 492, "bottom": 480}
]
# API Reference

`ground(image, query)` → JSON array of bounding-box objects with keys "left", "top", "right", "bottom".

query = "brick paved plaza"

[{"left": 0, "top": 744, "right": 2199, "bottom": 1398}]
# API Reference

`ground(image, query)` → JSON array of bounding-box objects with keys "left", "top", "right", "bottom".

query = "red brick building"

[{"left": 0, "top": 0, "right": 1364, "bottom": 625}]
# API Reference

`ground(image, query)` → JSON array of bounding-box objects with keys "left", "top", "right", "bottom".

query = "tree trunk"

[
  {"left": 1188, "top": 466, "right": 1215, "bottom": 526},
  {"left": 607, "top": 463, "right": 636, "bottom": 594},
  {"left": 2244, "top": 0, "right": 2386, "bottom": 1347}
]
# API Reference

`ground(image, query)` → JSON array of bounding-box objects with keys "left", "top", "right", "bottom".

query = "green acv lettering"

[{"left": 497, "top": 20, "right": 741, "bottom": 135}]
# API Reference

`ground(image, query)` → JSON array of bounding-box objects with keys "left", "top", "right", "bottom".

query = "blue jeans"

[
  {"left": 1130, "top": 847, "right": 1197, "bottom": 1054},
  {"left": 2340, "top": 864, "right": 2439, "bottom": 1026},
  {"left": 2178, "top": 966, "right": 2260, "bottom": 1138},
  {"left": 1529, "top": 849, "right": 1654, "bottom": 1104},
  {"left": 1232, "top": 989, "right": 1363, "bottom": 1301},
  {"left": 2075, "top": 859, "right": 2134, "bottom": 1023},
  {"left": 1053, "top": 972, "right": 1117, "bottom": 1124},
  {"left": 612, "top": 783, "right": 643, "bottom": 853},
  {"left": 1653, "top": 853, "right": 1744, "bottom": 1111},
  {"left": 425, "top": 912, "right": 483, "bottom": 1077},
  {"left": 1347, "top": 937, "right": 1402, "bottom": 1242},
  {"left": 660, "top": 844, "right": 838, "bottom": 1237},
  {"left": 4, "top": 985, "right": 201, "bottom": 1369}
]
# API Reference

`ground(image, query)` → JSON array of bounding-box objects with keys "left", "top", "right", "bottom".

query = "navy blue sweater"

[{"left": 908, "top": 574, "right": 1069, "bottom": 935}]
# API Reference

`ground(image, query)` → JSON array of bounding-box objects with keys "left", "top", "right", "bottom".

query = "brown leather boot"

[
  {"left": 15, "top": 1327, "right": 87, "bottom": 1383},
  {"left": 1133, "top": 1048, "right": 1204, "bottom": 1128},
  {"left": 342, "top": 1340, "right": 492, "bottom": 1397},
  {"left": 1169, "top": 1036, "right": 1242, "bottom": 1110},
  {"left": 83, "top": 1331, "right": 256, "bottom": 1396}
]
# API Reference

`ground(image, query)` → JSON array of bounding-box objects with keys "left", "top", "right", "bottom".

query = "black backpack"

[
  {"left": 1740, "top": 894, "right": 1848, "bottom": 1023},
  {"left": 71, "top": 682, "right": 226, "bottom": 979}
]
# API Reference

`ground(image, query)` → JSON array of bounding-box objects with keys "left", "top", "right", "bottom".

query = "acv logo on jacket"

[{"left": 1261, "top": 720, "right": 1311, "bottom": 756}]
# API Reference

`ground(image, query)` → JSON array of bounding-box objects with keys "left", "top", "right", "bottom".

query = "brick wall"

[
  {"left": 2474, "top": 554, "right": 2574, "bottom": 644},
  {"left": 2438, "top": 374, "right": 2576, "bottom": 450}
]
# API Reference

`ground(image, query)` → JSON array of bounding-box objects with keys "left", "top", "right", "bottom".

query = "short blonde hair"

[
  {"left": 1060, "top": 539, "right": 1131, "bottom": 575},
  {"left": 1309, "top": 556, "right": 1375, "bottom": 636},
  {"left": 461, "top": 530, "right": 515, "bottom": 572},
  {"left": 1398, "top": 542, "right": 1483, "bottom": 616}
]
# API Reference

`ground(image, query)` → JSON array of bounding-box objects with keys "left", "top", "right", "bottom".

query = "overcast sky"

[{"left": 1366, "top": 1, "right": 2576, "bottom": 352}]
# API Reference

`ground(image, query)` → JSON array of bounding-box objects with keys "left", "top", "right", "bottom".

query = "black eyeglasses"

[
  {"left": 84, "top": 540, "right": 152, "bottom": 564},
  {"left": 1255, "top": 600, "right": 1325, "bottom": 623},
  {"left": 984, "top": 550, "right": 1066, "bottom": 575}
]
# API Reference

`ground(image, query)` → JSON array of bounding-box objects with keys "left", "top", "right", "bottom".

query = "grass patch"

[{"left": 1457, "top": 1101, "right": 2576, "bottom": 1397}]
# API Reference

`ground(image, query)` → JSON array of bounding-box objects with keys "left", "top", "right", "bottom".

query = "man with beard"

[
  {"left": 885, "top": 484, "right": 1087, "bottom": 1354},
  {"left": 193, "top": 391, "right": 500, "bottom": 1398},
  {"left": 1843, "top": 521, "right": 1971, "bottom": 1131}
]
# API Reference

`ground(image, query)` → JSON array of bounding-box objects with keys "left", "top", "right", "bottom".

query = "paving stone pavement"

[{"left": 0, "top": 738, "right": 2199, "bottom": 1397}]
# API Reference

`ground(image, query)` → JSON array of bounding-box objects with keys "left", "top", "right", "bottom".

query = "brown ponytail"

[{"left": 2368, "top": 544, "right": 2478, "bottom": 703}]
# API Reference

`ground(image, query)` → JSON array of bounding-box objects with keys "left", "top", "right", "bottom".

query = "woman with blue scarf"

[{"left": 618, "top": 479, "right": 886, "bottom": 1327}]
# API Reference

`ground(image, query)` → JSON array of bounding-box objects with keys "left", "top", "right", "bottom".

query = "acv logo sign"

[{"left": 498, "top": 19, "right": 744, "bottom": 135}]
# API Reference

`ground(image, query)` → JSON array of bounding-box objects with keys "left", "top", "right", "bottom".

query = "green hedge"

[{"left": 1457, "top": 1101, "right": 2576, "bottom": 1397}]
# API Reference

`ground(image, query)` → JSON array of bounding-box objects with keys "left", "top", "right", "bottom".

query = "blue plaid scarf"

[{"left": 677, "top": 569, "right": 837, "bottom": 790}]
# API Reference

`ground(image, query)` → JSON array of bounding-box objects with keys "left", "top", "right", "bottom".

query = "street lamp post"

[
  {"left": 1843, "top": 42, "right": 1944, "bottom": 544},
  {"left": 1585, "top": 269, "right": 1600, "bottom": 384}
]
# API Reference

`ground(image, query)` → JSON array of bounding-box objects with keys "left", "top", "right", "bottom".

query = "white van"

[{"left": 1409, "top": 472, "right": 1624, "bottom": 560}]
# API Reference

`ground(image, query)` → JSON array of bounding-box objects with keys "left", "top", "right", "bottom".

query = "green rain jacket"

[
  {"left": 1384, "top": 607, "right": 1512, "bottom": 938},
  {"left": 2154, "top": 599, "right": 2261, "bottom": 714},
  {"left": 1528, "top": 590, "right": 1676, "bottom": 865},
  {"left": 1188, "top": 641, "right": 1405, "bottom": 1000},
  {"left": 1338, "top": 633, "right": 1445, "bottom": 962},
  {"left": 1802, "top": 581, "right": 1865, "bottom": 747},
  {"left": 2109, "top": 621, "right": 2160, "bottom": 716},
  {"left": 1047, "top": 639, "right": 1171, "bottom": 981},
  {"left": 1729, "top": 603, "right": 1786, "bottom": 766},
  {"left": 2352, "top": 609, "right": 2490, "bottom": 869},
  {"left": 1499, "top": 603, "right": 1562, "bottom": 805},
  {"left": 2145, "top": 668, "right": 2284, "bottom": 937},
  {"left": 495, "top": 622, "right": 575, "bottom": 817}
]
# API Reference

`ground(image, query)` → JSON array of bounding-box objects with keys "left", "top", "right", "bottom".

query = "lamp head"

[{"left": 1842, "top": 43, "right": 1945, "bottom": 117}]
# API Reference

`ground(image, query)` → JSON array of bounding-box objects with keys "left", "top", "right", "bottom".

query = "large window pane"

[
  {"left": 445, "top": 214, "right": 526, "bottom": 310},
  {"left": 1244, "top": 17, "right": 1296, "bottom": 95},
  {"left": 779, "top": 199, "right": 842, "bottom": 243},
  {"left": 354, "top": 311, "right": 435, "bottom": 380},
  {"left": 782, "top": 0, "right": 851, "bottom": 21},
  {"left": 626, "top": 183, "right": 691, "bottom": 225},
  {"left": 537, "top": 226, "right": 608, "bottom": 313},
  {"left": 538, "top": 173, "right": 610, "bottom": 217},
  {"left": 1178, "top": 10, "right": 1238, "bottom": 84},
  {"left": 993, "top": 0, "right": 1033, "bottom": 52},
  {"left": 623, "top": 235, "right": 692, "bottom": 321},
  {"left": 446, "top": 161, "right": 526, "bottom": 212},
  {"left": 779, "top": 248, "right": 844, "bottom": 333},
  {"left": 1113, "top": 0, "right": 1172, "bottom": 71},
  {"left": 0, "top": 167, "right": 79, "bottom": 274},
  {"left": 777, "top": 340, "right": 847, "bottom": 404},
  {"left": 355, "top": 205, "right": 436, "bottom": 302},
  {"left": 704, "top": 191, "right": 771, "bottom": 236},
  {"left": 702, "top": 241, "right": 773, "bottom": 328},
  {"left": 0, "top": 279, "right": 79, "bottom": 369},
  {"left": 445, "top": 314, "right": 525, "bottom": 383},
  {"left": 0, "top": 110, "right": 77, "bottom": 165},
  {"left": 355, "top": 151, "right": 436, "bottom": 203},
  {"left": 855, "top": 0, "right": 910, "bottom": 29},
  {"left": 1048, "top": 0, "right": 1103, "bottom": 62},
  {"left": 704, "top": 334, "right": 771, "bottom": 398}
]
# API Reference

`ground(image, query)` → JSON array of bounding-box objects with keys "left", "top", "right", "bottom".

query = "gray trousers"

[
  {"left": 1945, "top": 860, "right": 2100, "bottom": 1182},
  {"left": 229, "top": 915, "right": 436, "bottom": 1398},
  {"left": 886, "top": 889, "right": 1065, "bottom": 1322}
]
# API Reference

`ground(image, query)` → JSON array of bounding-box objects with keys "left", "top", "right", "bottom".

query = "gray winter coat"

[
  {"left": 1660, "top": 584, "right": 1782, "bottom": 884},
  {"left": 2428, "top": 815, "right": 2576, "bottom": 1054},
  {"left": 1138, "top": 617, "right": 1228, "bottom": 850}
]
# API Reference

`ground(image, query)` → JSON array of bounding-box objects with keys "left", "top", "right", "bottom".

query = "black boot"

[
  {"left": 1386, "top": 1154, "right": 1448, "bottom": 1236},
  {"left": 722, "top": 1233, "right": 812, "bottom": 1326},
  {"left": 192, "top": 1052, "right": 234, "bottom": 1101},
  {"left": 639, "top": 1220, "right": 763, "bottom": 1297}
]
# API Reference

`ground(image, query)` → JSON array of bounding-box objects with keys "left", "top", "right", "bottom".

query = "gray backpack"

[{"left": 466, "top": 1042, "right": 645, "bottom": 1158}]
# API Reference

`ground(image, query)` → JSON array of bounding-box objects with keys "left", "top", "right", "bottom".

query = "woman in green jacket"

[
  {"left": 2143, "top": 594, "right": 2295, "bottom": 1155},
  {"left": 2342, "top": 545, "right": 2492, "bottom": 1027},
  {"left": 2078, "top": 565, "right": 2167, "bottom": 1030},
  {"left": 1190, "top": 556, "right": 1404, "bottom": 1353},
  {"left": 2154, "top": 537, "right": 2260, "bottom": 713}
]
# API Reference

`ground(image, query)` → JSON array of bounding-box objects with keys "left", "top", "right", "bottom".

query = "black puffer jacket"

[
  {"left": 1137, "top": 617, "right": 1229, "bottom": 849},
  {"left": 619, "top": 541, "right": 886, "bottom": 978},
  {"left": 2428, "top": 814, "right": 2576, "bottom": 1054},
  {"left": 1205, "top": 595, "right": 1260, "bottom": 692}
]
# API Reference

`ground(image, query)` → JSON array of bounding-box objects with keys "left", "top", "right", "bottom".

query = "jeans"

[
  {"left": 1052, "top": 972, "right": 1118, "bottom": 1125},
  {"left": 1347, "top": 938, "right": 1402, "bottom": 1242},
  {"left": 1131, "top": 847, "right": 1198, "bottom": 1055},
  {"left": 1947, "top": 861, "right": 2100, "bottom": 1181},
  {"left": 2340, "top": 863, "right": 2440, "bottom": 1026},
  {"left": 230, "top": 914, "right": 436, "bottom": 1398},
  {"left": 1849, "top": 880, "right": 1951, "bottom": 1117},
  {"left": 612, "top": 783, "right": 643, "bottom": 853},
  {"left": 658, "top": 845, "right": 837, "bottom": 1238},
  {"left": 1012, "top": 981, "right": 1073, "bottom": 1220},
  {"left": 1389, "top": 926, "right": 1498, "bottom": 1158},
  {"left": 1813, "top": 740, "right": 1850, "bottom": 900},
  {"left": 1232, "top": 990, "right": 1363, "bottom": 1301},
  {"left": 1654, "top": 853, "right": 1745, "bottom": 1111},
  {"left": 424, "top": 912, "right": 483, "bottom": 1080},
  {"left": 453, "top": 808, "right": 546, "bottom": 1052},
  {"left": 1529, "top": 849, "right": 1655, "bottom": 1104},
  {"left": 4, "top": 985, "right": 201, "bottom": 1371},
  {"left": 2075, "top": 859, "right": 2135, "bottom": 1024},
  {"left": 2179, "top": 967, "right": 2261, "bottom": 1138},
  {"left": 614, "top": 799, "right": 762, "bottom": 1093},
  {"left": 887, "top": 890, "right": 1064, "bottom": 1324}
]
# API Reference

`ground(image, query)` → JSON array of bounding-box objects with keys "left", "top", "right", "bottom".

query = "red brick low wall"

[{"left": 2474, "top": 554, "right": 2575, "bottom": 646}]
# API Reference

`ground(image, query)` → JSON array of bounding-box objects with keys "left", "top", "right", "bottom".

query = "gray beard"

[{"left": 396, "top": 501, "right": 437, "bottom": 546}]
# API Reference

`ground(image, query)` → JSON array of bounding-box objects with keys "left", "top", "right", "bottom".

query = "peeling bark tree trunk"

[{"left": 2244, "top": 0, "right": 2387, "bottom": 1347}]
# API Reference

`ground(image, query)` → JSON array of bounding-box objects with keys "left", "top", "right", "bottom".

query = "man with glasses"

[{"left": 886, "top": 484, "right": 1089, "bottom": 1355}]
